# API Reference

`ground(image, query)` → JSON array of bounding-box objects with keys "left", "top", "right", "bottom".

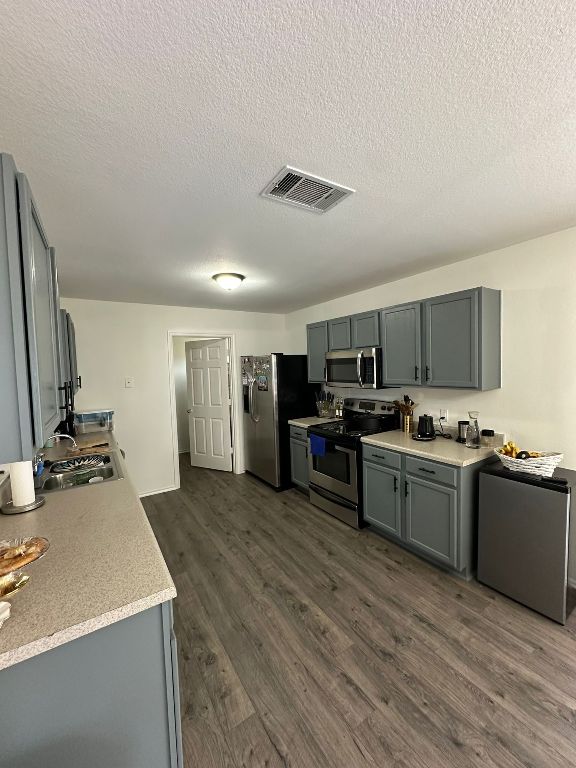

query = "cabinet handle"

[
  {"left": 419, "top": 467, "right": 436, "bottom": 474},
  {"left": 404, "top": 480, "right": 409, "bottom": 497},
  {"left": 77, "top": 375, "right": 82, "bottom": 389},
  {"left": 414, "top": 365, "right": 419, "bottom": 381},
  {"left": 425, "top": 366, "right": 430, "bottom": 382},
  {"left": 305, "top": 447, "right": 308, "bottom": 458},
  {"left": 393, "top": 476, "right": 398, "bottom": 493}
]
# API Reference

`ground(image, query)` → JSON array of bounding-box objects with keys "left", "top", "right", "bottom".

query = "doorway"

[{"left": 168, "top": 332, "right": 238, "bottom": 491}]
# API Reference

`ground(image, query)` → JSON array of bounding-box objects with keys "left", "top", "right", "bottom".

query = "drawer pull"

[
  {"left": 419, "top": 467, "right": 436, "bottom": 474},
  {"left": 414, "top": 365, "right": 419, "bottom": 381}
]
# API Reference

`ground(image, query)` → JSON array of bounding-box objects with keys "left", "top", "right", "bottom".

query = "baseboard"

[{"left": 139, "top": 485, "right": 178, "bottom": 498}]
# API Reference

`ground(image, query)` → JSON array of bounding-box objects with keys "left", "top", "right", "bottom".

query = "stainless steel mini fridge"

[{"left": 478, "top": 465, "right": 576, "bottom": 624}]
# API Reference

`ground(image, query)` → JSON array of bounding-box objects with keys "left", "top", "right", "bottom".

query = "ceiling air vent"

[{"left": 261, "top": 166, "right": 354, "bottom": 213}]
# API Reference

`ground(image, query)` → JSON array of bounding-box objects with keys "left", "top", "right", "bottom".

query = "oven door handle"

[
  {"left": 333, "top": 445, "right": 355, "bottom": 456},
  {"left": 309, "top": 483, "right": 357, "bottom": 511},
  {"left": 356, "top": 351, "right": 364, "bottom": 388}
]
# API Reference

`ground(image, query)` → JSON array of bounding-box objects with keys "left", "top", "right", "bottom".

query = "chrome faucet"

[{"left": 45, "top": 434, "right": 78, "bottom": 450}]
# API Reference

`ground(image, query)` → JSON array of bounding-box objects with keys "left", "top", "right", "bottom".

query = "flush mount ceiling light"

[{"left": 212, "top": 272, "right": 246, "bottom": 291}]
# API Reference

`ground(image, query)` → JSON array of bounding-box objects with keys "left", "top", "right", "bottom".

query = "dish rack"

[{"left": 494, "top": 450, "right": 563, "bottom": 477}]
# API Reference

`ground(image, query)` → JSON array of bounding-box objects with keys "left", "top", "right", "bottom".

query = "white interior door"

[{"left": 185, "top": 339, "right": 232, "bottom": 471}]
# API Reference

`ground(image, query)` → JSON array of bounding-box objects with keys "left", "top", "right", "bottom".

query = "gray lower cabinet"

[
  {"left": 423, "top": 287, "right": 501, "bottom": 390},
  {"left": 0, "top": 602, "right": 183, "bottom": 768},
  {"left": 328, "top": 316, "right": 352, "bottom": 350},
  {"left": 363, "top": 461, "right": 401, "bottom": 539},
  {"left": 380, "top": 302, "right": 422, "bottom": 385},
  {"left": 290, "top": 426, "right": 309, "bottom": 490},
  {"left": 362, "top": 443, "right": 496, "bottom": 577},
  {"left": 405, "top": 476, "right": 457, "bottom": 567},
  {"left": 306, "top": 321, "right": 328, "bottom": 382},
  {"left": 351, "top": 310, "right": 380, "bottom": 348}
]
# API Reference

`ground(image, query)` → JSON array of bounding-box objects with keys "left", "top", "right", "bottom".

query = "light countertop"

[
  {"left": 361, "top": 430, "right": 498, "bottom": 467},
  {"left": 0, "top": 433, "right": 175, "bottom": 671},
  {"left": 288, "top": 416, "right": 340, "bottom": 428}
]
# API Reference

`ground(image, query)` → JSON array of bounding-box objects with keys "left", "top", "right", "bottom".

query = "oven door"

[{"left": 308, "top": 438, "right": 358, "bottom": 503}]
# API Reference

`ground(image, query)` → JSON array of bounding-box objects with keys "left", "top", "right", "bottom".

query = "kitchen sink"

[{"left": 39, "top": 452, "right": 123, "bottom": 493}]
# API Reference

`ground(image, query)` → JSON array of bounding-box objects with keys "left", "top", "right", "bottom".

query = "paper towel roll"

[{"left": 9, "top": 461, "right": 36, "bottom": 507}]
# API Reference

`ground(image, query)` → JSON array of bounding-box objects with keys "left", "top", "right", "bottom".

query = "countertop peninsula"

[{"left": 0, "top": 433, "right": 175, "bottom": 671}]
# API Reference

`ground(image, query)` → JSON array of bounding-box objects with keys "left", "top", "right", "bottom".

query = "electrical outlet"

[
  {"left": 439, "top": 408, "right": 448, "bottom": 422},
  {"left": 124, "top": 377, "right": 135, "bottom": 389}
]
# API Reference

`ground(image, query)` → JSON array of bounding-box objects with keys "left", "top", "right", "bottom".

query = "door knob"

[{"left": 187, "top": 408, "right": 192, "bottom": 414}]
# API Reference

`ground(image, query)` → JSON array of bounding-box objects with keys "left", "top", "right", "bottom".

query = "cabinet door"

[
  {"left": 328, "top": 316, "right": 352, "bottom": 350},
  {"left": 405, "top": 476, "right": 457, "bottom": 567},
  {"left": 290, "top": 438, "right": 309, "bottom": 490},
  {"left": 423, "top": 290, "right": 479, "bottom": 388},
  {"left": 67, "top": 314, "right": 80, "bottom": 393},
  {"left": 18, "top": 173, "right": 61, "bottom": 448},
  {"left": 0, "top": 154, "right": 34, "bottom": 463},
  {"left": 58, "top": 309, "right": 71, "bottom": 389},
  {"left": 352, "top": 311, "right": 380, "bottom": 348},
  {"left": 381, "top": 303, "right": 422, "bottom": 385},
  {"left": 306, "top": 322, "right": 328, "bottom": 382},
  {"left": 363, "top": 461, "right": 402, "bottom": 538}
]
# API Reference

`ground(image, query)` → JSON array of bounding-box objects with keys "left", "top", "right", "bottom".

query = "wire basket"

[{"left": 494, "top": 449, "right": 563, "bottom": 477}]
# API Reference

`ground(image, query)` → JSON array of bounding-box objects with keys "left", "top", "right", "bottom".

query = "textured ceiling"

[{"left": 1, "top": 1, "right": 576, "bottom": 312}]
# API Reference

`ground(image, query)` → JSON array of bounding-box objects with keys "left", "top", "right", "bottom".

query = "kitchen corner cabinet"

[
  {"left": 363, "top": 444, "right": 496, "bottom": 578},
  {"left": 423, "top": 287, "right": 501, "bottom": 390},
  {"left": 306, "top": 321, "right": 328, "bottom": 382},
  {"left": 0, "top": 153, "right": 79, "bottom": 463},
  {"left": 0, "top": 602, "right": 183, "bottom": 768},
  {"left": 351, "top": 310, "right": 380, "bottom": 348},
  {"left": 290, "top": 425, "right": 309, "bottom": 491},
  {"left": 380, "top": 302, "right": 422, "bottom": 385},
  {"left": 328, "top": 316, "right": 352, "bottom": 350}
]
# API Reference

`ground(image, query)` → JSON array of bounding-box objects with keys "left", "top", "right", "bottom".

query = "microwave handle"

[{"left": 357, "top": 351, "right": 364, "bottom": 387}]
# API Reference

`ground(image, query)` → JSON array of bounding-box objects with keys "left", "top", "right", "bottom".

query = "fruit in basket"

[
  {"left": 529, "top": 451, "right": 542, "bottom": 458},
  {"left": 500, "top": 441, "right": 519, "bottom": 458}
]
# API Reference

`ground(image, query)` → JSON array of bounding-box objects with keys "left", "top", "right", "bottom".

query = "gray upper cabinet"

[
  {"left": 0, "top": 153, "right": 71, "bottom": 462},
  {"left": 380, "top": 302, "right": 422, "bottom": 385},
  {"left": 351, "top": 310, "right": 380, "bottom": 348},
  {"left": 328, "top": 316, "right": 352, "bottom": 350},
  {"left": 0, "top": 154, "right": 33, "bottom": 463},
  {"left": 58, "top": 309, "right": 71, "bottom": 396},
  {"left": 67, "top": 313, "right": 80, "bottom": 394},
  {"left": 306, "top": 321, "right": 328, "bottom": 382},
  {"left": 18, "top": 172, "right": 62, "bottom": 448},
  {"left": 423, "top": 287, "right": 501, "bottom": 390}
]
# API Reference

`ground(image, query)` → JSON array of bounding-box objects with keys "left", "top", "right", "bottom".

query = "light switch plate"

[
  {"left": 440, "top": 408, "right": 448, "bottom": 421},
  {"left": 124, "top": 377, "right": 135, "bottom": 388}
]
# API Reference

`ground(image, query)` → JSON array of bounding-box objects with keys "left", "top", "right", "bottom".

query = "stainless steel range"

[{"left": 308, "top": 398, "right": 398, "bottom": 528}]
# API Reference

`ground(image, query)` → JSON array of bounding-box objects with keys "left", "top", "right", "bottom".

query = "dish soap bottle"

[{"left": 465, "top": 411, "right": 481, "bottom": 449}]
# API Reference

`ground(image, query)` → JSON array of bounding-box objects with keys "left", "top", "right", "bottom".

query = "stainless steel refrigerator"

[
  {"left": 241, "top": 354, "right": 318, "bottom": 489},
  {"left": 478, "top": 465, "right": 576, "bottom": 624}
]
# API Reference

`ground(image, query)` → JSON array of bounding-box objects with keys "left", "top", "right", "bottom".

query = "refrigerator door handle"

[{"left": 250, "top": 378, "right": 260, "bottom": 423}]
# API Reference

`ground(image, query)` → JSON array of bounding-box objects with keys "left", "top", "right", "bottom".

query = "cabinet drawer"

[
  {"left": 290, "top": 425, "right": 308, "bottom": 442},
  {"left": 405, "top": 456, "right": 457, "bottom": 487},
  {"left": 362, "top": 444, "right": 402, "bottom": 470}
]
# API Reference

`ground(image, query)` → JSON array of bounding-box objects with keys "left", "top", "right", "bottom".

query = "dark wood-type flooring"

[{"left": 143, "top": 456, "right": 576, "bottom": 768}]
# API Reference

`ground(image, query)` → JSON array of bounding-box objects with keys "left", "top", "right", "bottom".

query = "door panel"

[
  {"left": 363, "top": 462, "right": 402, "bottom": 538},
  {"left": 381, "top": 303, "right": 422, "bottom": 385},
  {"left": 328, "top": 316, "right": 352, "bottom": 350},
  {"left": 424, "top": 290, "right": 478, "bottom": 388},
  {"left": 352, "top": 311, "right": 380, "bottom": 348},
  {"left": 290, "top": 438, "right": 309, "bottom": 490},
  {"left": 18, "top": 173, "right": 61, "bottom": 448},
  {"left": 405, "top": 476, "right": 457, "bottom": 567},
  {"left": 306, "top": 322, "right": 328, "bottom": 382},
  {"left": 185, "top": 339, "right": 232, "bottom": 471}
]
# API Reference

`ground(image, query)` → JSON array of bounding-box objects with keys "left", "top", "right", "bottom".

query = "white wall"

[
  {"left": 285, "top": 226, "right": 576, "bottom": 469},
  {"left": 61, "top": 298, "right": 288, "bottom": 496}
]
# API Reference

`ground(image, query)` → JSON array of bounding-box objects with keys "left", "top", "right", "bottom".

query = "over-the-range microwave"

[{"left": 325, "top": 347, "right": 384, "bottom": 389}]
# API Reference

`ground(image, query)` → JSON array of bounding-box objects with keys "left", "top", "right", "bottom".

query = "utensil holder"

[{"left": 402, "top": 415, "right": 413, "bottom": 434}]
